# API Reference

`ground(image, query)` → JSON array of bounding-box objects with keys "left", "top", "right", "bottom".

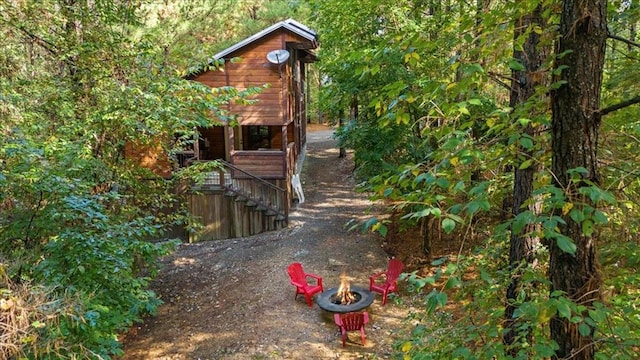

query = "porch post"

[{"left": 225, "top": 124, "right": 234, "bottom": 162}]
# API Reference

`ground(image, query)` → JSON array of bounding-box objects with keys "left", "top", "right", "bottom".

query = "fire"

[{"left": 336, "top": 270, "right": 356, "bottom": 304}]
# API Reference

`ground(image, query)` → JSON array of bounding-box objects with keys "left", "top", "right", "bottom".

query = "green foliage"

[
  {"left": 0, "top": 0, "right": 280, "bottom": 357},
  {"left": 140, "top": 0, "right": 311, "bottom": 69},
  {"left": 314, "top": 0, "right": 640, "bottom": 359},
  {"left": 28, "top": 195, "right": 178, "bottom": 358},
  {"left": 399, "top": 230, "right": 640, "bottom": 360}
]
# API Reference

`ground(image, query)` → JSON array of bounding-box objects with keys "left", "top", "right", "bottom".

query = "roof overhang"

[
  {"left": 185, "top": 19, "right": 318, "bottom": 79},
  {"left": 213, "top": 18, "right": 318, "bottom": 60}
]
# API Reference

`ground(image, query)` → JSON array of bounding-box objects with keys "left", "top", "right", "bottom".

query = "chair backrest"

[
  {"left": 386, "top": 259, "right": 404, "bottom": 283},
  {"left": 287, "top": 262, "right": 306, "bottom": 285},
  {"left": 338, "top": 312, "right": 367, "bottom": 330}
]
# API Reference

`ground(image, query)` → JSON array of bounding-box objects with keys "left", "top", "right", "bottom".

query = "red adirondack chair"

[
  {"left": 334, "top": 312, "right": 370, "bottom": 347},
  {"left": 369, "top": 258, "right": 404, "bottom": 305},
  {"left": 286, "top": 262, "right": 324, "bottom": 307}
]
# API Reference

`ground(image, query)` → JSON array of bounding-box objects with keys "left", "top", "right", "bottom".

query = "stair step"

[
  {"left": 265, "top": 210, "right": 277, "bottom": 216},
  {"left": 256, "top": 205, "right": 267, "bottom": 211},
  {"left": 246, "top": 200, "right": 257, "bottom": 207},
  {"left": 275, "top": 215, "right": 286, "bottom": 221},
  {"left": 235, "top": 196, "right": 247, "bottom": 202}
]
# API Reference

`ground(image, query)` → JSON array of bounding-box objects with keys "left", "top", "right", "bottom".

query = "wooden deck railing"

[{"left": 192, "top": 160, "right": 287, "bottom": 220}]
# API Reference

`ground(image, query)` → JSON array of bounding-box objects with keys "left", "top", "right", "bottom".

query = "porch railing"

[{"left": 193, "top": 160, "right": 287, "bottom": 220}]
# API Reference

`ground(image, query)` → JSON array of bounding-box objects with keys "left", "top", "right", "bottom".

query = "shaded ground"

[{"left": 119, "top": 124, "right": 419, "bottom": 359}]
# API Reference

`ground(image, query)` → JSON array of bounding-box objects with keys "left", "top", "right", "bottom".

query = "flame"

[{"left": 336, "top": 270, "right": 356, "bottom": 304}]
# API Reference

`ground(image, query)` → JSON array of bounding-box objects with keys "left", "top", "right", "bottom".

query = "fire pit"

[
  {"left": 316, "top": 270, "right": 374, "bottom": 313},
  {"left": 317, "top": 286, "right": 374, "bottom": 313}
]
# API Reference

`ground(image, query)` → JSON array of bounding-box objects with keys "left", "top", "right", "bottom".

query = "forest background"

[{"left": 1, "top": 0, "right": 639, "bottom": 359}]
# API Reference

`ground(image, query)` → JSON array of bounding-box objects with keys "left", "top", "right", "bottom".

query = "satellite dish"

[{"left": 266, "top": 49, "right": 290, "bottom": 64}]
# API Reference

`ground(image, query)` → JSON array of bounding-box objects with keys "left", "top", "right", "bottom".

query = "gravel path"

[{"left": 120, "top": 125, "right": 410, "bottom": 359}]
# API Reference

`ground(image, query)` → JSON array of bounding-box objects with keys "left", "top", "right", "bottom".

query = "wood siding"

[
  {"left": 230, "top": 150, "right": 285, "bottom": 178},
  {"left": 124, "top": 140, "right": 172, "bottom": 178},
  {"left": 199, "top": 126, "right": 226, "bottom": 160},
  {"left": 193, "top": 36, "right": 288, "bottom": 126}
]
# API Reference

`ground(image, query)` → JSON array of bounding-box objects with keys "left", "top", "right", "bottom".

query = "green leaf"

[
  {"left": 374, "top": 223, "right": 388, "bottom": 237},
  {"left": 363, "top": 217, "right": 378, "bottom": 230},
  {"left": 426, "top": 290, "right": 448, "bottom": 313},
  {"left": 534, "top": 343, "right": 557, "bottom": 357},
  {"left": 518, "top": 118, "right": 532, "bottom": 126},
  {"left": 409, "top": 208, "right": 432, "bottom": 219},
  {"left": 468, "top": 98, "right": 482, "bottom": 106},
  {"left": 512, "top": 211, "right": 534, "bottom": 235},
  {"left": 569, "top": 209, "right": 585, "bottom": 222},
  {"left": 432, "top": 257, "right": 447, "bottom": 266},
  {"left": 556, "top": 235, "right": 577, "bottom": 255},
  {"left": 557, "top": 300, "right": 572, "bottom": 319},
  {"left": 578, "top": 323, "right": 592, "bottom": 336},
  {"left": 452, "top": 181, "right": 465, "bottom": 193},
  {"left": 588, "top": 306, "right": 607, "bottom": 322},
  {"left": 508, "top": 59, "right": 525, "bottom": 71},
  {"left": 538, "top": 302, "right": 557, "bottom": 322},
  {"left": 519, "top": 159, "right": 532, "bottom": 170},
  {"left": 582, "top": 219, "right": 594, "bottom": 236},
  {"left": 519, "top": 136, "right": 534, "bottom": 149},
  {"left": 436, "top": 178, "right": 450, "bottom": 188},
  {"left": 444, "top": 276, "right": 462, "bottom": 289},
  {"left": 593, "top": 210, "right": 608, "bottom": 224},
  {"left": 466, "top": 201, "right": 480, "bottom": 215},
  {"left": 442, "top": 218, "right": 456, "bottom": 234}
]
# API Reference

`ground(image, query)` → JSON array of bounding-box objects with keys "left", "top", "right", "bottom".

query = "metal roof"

[{"left": 213, "top": 18, "right": 318, "bottom": 60}]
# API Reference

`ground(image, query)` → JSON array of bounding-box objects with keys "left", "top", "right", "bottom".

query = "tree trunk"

[
  {"left": 504, "top": 6, "right": 548, "bottom": 351},
  {"left": 549, "top": 0, "right": 607, "bottom": 359},
  {"left": 342, "top": 96, "right": 358, "bottom": 158},
  {"left": 338, "top": 109, "right": 346, "bottom": 158}
]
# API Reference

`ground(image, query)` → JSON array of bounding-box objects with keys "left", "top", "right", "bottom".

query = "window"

[{"left": 247, "top": 126, "right": 271, "bottom": 149}]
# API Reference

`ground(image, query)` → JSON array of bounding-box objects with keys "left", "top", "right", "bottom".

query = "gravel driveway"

[{"left": 120, "top": 125, "right": 411, "bottom": 359}]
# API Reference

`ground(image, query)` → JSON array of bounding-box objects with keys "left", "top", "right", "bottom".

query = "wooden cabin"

[{"left": 181, "top": 19, "right": 319, "bottom": 241}]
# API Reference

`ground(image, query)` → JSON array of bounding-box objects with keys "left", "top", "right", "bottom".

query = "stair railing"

[{"left": 194, "top": 160, "right": 287, "bottom": 220}]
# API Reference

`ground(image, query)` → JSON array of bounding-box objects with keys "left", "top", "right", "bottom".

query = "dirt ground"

[{"left": 119, "top": 124, "right": 426, "bottom": 360}]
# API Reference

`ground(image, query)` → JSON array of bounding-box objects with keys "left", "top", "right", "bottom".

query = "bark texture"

[
  {"left": 549, "top": 0, "right": 607, "bottom": 358},
  {"left": 504, "top": 6, "right": 548, "bottom": 350}
]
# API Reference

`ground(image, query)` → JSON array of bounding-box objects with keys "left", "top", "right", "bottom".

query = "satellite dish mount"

[{"left": 266, "top": 49, "right": 290, "bottom": 78}]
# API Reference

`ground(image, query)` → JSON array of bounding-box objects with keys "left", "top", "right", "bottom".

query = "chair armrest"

[
  {"left": 305, "top": 273, "right": 323, "bottom": 287},
  {"left": 363, "top": 312, "right": 370, "bottom": 324},
  {"left": 369, "top": 272, "right": 387, "bottom": 286}
]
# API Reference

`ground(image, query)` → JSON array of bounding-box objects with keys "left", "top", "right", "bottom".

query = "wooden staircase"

[{"left": 186, "top": 160, "right": 288, "bottom": 242}]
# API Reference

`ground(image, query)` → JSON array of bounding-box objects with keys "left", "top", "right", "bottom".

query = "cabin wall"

[
  {"left": 193, "top": 35, "right": 288, "bottom": 126},
  {"left": 199, "top": 126, "right": 226, "bottom": 160},
  {"left": 230, "top": 151, "right": 285, "bottom": 178},
  {"left": 124, "top": 140, "right": 172, "bottom": 178}
]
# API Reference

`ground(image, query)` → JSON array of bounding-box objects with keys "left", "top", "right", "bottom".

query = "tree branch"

[
  {"left": 600, "top": 95, "right": 640, "bottom": 116},
  {"left": 487, "top": 71, "right": 513, "bottom": 91},
  {"left": 608, "top": 33, "right": 640, "bottom": 49},
  {"left": 13, "top": 24, "right": 60, "bottom": 56}
]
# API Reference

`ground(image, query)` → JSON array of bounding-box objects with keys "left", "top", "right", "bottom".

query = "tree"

[
  {"left": 549, "top": 0, "right": 608, "bottom": 358},
  {"left": 0, "top": 0, "right": 244, "bottom": 357},
  {"left": 315, "top": 0, "right": 640, "bottom": 359},
  {"left": 504, "top": 3, "right": 550, "bottom": 351}
]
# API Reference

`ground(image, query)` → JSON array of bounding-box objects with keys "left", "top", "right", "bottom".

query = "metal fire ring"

[{"left": 316, "top": 286, "right": 374, "bottom": 313}]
